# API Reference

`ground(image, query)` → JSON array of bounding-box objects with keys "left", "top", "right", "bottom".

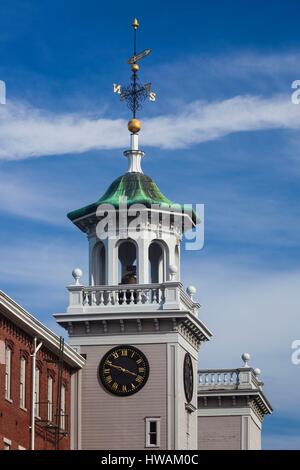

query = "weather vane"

[{"left": 113, "top": 18, "right": 156, "bottom": 134}]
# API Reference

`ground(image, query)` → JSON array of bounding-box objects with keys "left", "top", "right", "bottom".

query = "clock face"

[
  {"left": 183, "top": 353, "right": 194, "bottom": 403},
  {"left": 99, "top": 345, "right": 150, "bottom": 396}
]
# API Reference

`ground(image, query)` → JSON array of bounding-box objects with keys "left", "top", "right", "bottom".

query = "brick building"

[{"left": 0, "top": 290, "right": 85, "bottom": 450}]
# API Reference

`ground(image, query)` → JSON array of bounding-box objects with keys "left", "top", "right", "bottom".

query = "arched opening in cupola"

[
  {"left": 148, "top": 241, "right": 167, "bottom": 284},
  {"left": 92, "top": 241, "right": 106, "bottom": 285},
  {"left": 118, "top": 239, "right": 137, "bottom": 284}
]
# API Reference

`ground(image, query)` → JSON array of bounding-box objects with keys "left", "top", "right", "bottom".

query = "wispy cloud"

[
  {"left": 182, "top": 258, "right": 300, "bottom": 421},
  {"left": 0, "top": 169, "right": 75, "bottom": 224},
  {"left": 0, "top": 93, "right": 300, "bottom": 159}
]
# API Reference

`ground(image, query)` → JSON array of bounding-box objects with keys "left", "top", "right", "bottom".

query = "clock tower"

[{"left": 54, "top": 19, "right": 211, "bottom": 450}]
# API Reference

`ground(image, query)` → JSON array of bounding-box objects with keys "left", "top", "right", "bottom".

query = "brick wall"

[{"left": 0, "top": 313, "right": 72, "bottom": 450}]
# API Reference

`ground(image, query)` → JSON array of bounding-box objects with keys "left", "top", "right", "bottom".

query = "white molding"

[
  {"left": 0, "top": 291, "right": 85, "bottom": 369},
  {"left": 69, "top": 332, "right": 180, "bottom": 346},
  {"left": 68, "top": 332, "right": 199, "bottom": 357},
  {"left": 197, "top": 407, "right": 262, "bottom": 429},
  {"left": 167, "top": 343, "right": 176, "bottom": 450},
  {"left": 241, "top": 416, "right": 250, "bottom": 450},
  {"left": 77, "top": 368, "right": 82, "bottom": 450}
]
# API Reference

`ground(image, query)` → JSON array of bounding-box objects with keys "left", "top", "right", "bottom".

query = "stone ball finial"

[
  {"left": 72, "top": 268, "right": 83, "bottom": 285},
  {"left": 169, "top": 264, "right": 178, "bottom": 281},
  {"left": 254, "top": 368, "right": 261, "bottom": 377},
  {"left": 242, "top": 352, "right": 250, "bottom": 367},
  {"left": 187, "top": 285, "right": 197, "bottom": 300}
]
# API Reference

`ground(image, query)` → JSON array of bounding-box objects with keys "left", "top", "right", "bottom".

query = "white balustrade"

[
  {"left": 198, "top": 369, "right": 240, "bottom": 387},
  {"left": 76, "top": 284, "right": 166, "bottom": 308},
  {"left": 198, "top": 367, "right": 263, "bottom": 391},
  {"left": 67, "top": 281, "right": 201, "bottom": 315}
]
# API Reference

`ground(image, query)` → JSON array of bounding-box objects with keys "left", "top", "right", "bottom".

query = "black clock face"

[
  {"left": 99, "top": 345, "right": 149, "bottom": 396},
  {"left": 183, "top": 353, "right": 194, "bottom": 403}
]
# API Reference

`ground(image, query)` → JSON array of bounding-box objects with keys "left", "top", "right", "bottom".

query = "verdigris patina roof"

[{"left": 67, "top": 172, "right": 197, "bottom": 224}]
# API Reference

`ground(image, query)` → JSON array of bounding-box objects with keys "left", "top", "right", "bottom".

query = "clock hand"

[
  {"left": 121, "top": 368, "right": 137, "bottom": 377},
  {"left": 109, "top": 364, "right": 137, "bottom": 377},
  {"left": 109, "top": 364, "right": 125, "bottom": 372}
]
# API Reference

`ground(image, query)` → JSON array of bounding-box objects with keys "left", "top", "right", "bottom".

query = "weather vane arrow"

[{"left": 113, "top": 18, "right": 156, "bottom": 134}]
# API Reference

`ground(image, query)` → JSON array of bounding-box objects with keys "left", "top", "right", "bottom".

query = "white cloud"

[
  {"left": 0, "top": 170, "right": 75, "bottom": 224},
  {"left": 0, "top": 94, "right": 300, "bottom": 159},
  {"left": 182, "top": 258, "right": 300, "bottom": 420}
]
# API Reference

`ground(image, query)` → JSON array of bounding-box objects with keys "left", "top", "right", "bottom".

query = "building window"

[
  {"left": 60, "top": 384, "right": 66, "bottom": 430},
  {"left": 145, "top": 418, "right": 161, "bottom": 447},
  {"left": 3, "top": 438, "right": 11, "bottom": 450},
  {"left": 20, "top": 356, "right": 26, "bottom": 409},
  {"left": 34, "top": 368, "right": 40, "bottom": 418},
  {"left": 47, "top": 375, "right": 53, "bottom": 422},
  {"left": 5, "top": 346, "right": 12, "bottom": 400}
]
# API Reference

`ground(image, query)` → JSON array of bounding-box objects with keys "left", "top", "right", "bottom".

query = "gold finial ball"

[
  {"left": 128, "top": 118, "right": 141, "bottom": 134},
  {"left": 131, "top": 63, "right": 139, "bottom": 72}
]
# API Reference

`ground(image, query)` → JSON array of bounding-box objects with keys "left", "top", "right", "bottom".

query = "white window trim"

[
  {"left": 60, "top": 384, "right": 66, "bottom": 430},
  {"left": 5, "top": 346, "right": 12, "bottom": 401},
  {"left": 34, "top": 367, "right": 40, "bottom": 419},
  {"left": 3, "top": 437, "right": 12, "bottom": 450},
  {"left": 145, "top": 417, "right": 161, "bottom": 448},
  {"left": 47, "top": 375, "right": 53, "bottom": 422},
  {"left": 20, "top": 356, "right": 26, "bottom": 410},
  {"left": 18, "top": 445, "right": 26, "bottom": 450}
]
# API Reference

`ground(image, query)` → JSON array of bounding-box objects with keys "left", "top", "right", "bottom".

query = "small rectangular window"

[
  {"left": 5, "top": 347, "right": 12, "bottom": 400},
  {"left": 145, "top": 418, "right": 160, "bottom": 447}
]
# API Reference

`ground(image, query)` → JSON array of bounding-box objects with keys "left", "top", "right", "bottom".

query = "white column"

[
  {"left": 88, "top": 235, "right": 97, "bottom": 286},
  {"left": 137, "top": 237, "right": 150, "bottom": 284},
  {"left": 107, "top": 237, "right": 118, "bottom": 285}
]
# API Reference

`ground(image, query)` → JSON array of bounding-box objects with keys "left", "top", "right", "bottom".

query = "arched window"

[
  {"left": 92, "top": 241, "right": 106, "bottom": 285},
  {"left": 149, "top": 241, "right": 166, "bottom": 284},
  {"left": 118, "top": 240, "right": 137, "bottom": 284}
]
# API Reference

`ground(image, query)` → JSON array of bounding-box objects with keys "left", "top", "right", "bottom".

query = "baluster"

[
  {"left": 160, "top": 287, "right": 165, "bottom": 304},
  {"left": 217, "top": 373, "right": 222, "bottom": 384},
  {"left": 143, "top": 289, "right": 149, "bottom": 304},
  {"left": 129, "top": 289, "right": 134, "bottom": 304},
  {"left": 99, "top": 290, "right": 104, "bottom": 305},
  {"left": 152, "top": 288, "right": 157, "bottom": 303},
  {"left": 91, "top": 290, "right": 96, "bottom": 306},
  {"left": 136, "top": 289, "right": 141, "bottom": 304},
  {"left": 83, "top": 290, "right": 89, "bottom": 306},
  {"left": 110, "top": 290, "right": 115, "bottom": 305},
  {"left": 205, "top": 373, "right": 209, "bottom": 385}
]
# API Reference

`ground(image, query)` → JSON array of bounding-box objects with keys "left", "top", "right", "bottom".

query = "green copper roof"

[{"left": 67, "top": 172, "right": 196, "bottom": 223}]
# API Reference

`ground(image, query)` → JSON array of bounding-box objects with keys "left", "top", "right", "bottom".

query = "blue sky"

[{"left": 1, "top": 0, "right": 300, "bottom": 449}]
